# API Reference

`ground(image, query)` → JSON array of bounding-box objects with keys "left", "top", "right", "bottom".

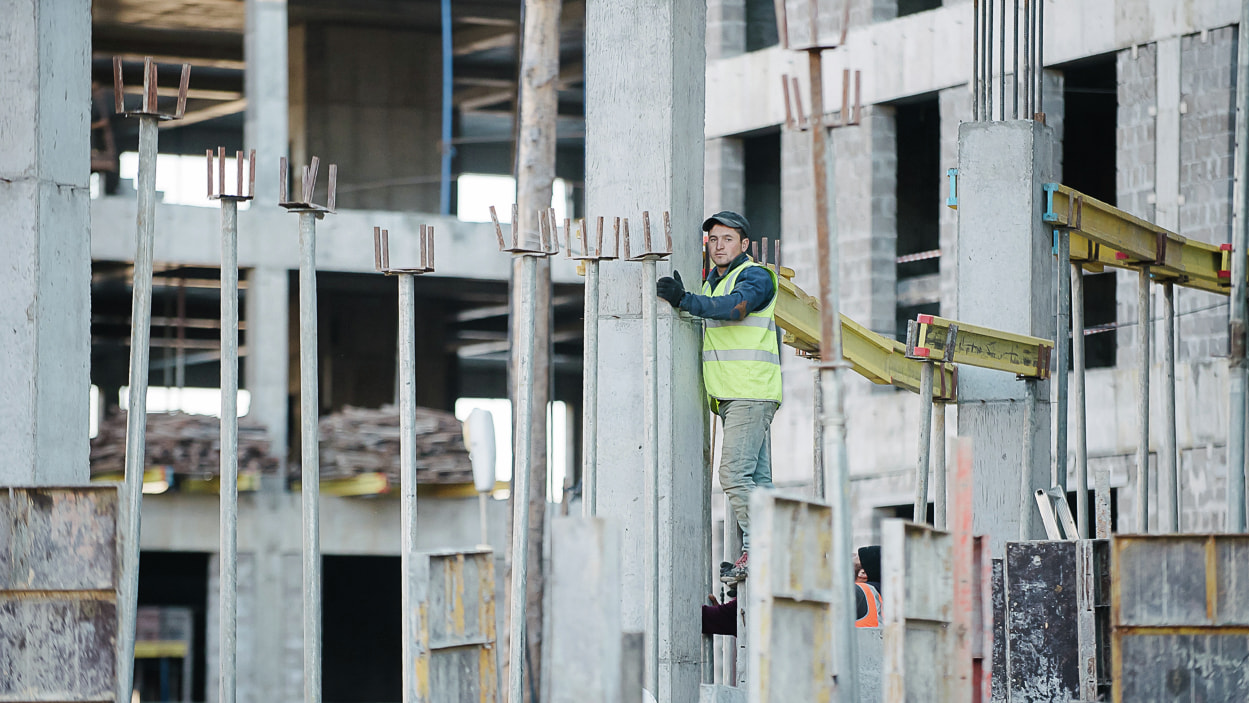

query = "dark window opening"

[
  {"left": 898, "top": 0, "right": 942, "bottom": 18},
  {"left": 1061, "top": 55, "right": 1118, "bottom": 369},
  {"left": 323, "top": 555, "right": 402, "bottom": 702},
  {"left": 894, "top": 96, "right": 941, "bottom": 341},
  {"left": 882, "top": 502, "right": 936, "bottom": 525},
  {"left": 1065, "top": 487, "right": 1119, "bottom": 534},
  {"left": 746, "top": 0, "right": 779, "bottom": 52},
  {"left": 743, "top": 130, "right": 782, "bottom": 257},
  {"left": 136, "top": 551, "right": 210, "bottom": 703}
]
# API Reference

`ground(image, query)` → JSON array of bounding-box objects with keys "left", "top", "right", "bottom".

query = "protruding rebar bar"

[
  {"left": 986, "top": 0, "right": 993, "bottom": 121},
  {"left": 972, "top": 0, "right": 981, "bottom": 120},
  {"left": 1013, "top": 0, "right": 1020, "bottom": 119}
]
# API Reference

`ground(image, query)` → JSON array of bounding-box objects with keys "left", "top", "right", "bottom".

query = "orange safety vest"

[{"left": 856, "top": 582, "right": 882, "bottom": 628}]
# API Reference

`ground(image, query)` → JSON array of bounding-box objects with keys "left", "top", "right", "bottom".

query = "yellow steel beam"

[
  {"left": 772, "top": 269, "right": 957, "bottom": 401},
  {"left": 1044, "top": 184, "right": 1230, "bottom": 294},
  {"left": 292, "top": 472, "right": 390, "bottom": 496},
  {"left": 908, "top": 314, "right": 1053, "bottom": 379},
  {"left": 134, "top": 640, "right": 189, "bottom": 659}
]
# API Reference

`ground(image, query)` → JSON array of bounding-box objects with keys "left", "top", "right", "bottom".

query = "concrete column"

[
  {"left": 245, "top": 0, "right": 289, "bottom": 204},
  {"left": 955, "top": 121, "right": 1058, "bottom": 553},
  {"left": 586, "top": 3, "right": 707, "bottom": 701},
  {"left": 245, "top": 267, "right": 290, "bottom": 466},
  {"left": 0, "top": 0, "right": 91, "bottom": 485}
]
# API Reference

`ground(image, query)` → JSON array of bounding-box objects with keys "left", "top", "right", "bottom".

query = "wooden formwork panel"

[
  {"left": 1111, "top": 535, "right": 1249, "bottom": 703},
  {"left": 0, "top": 486, "right": 121, "bottom": 702},
  {"left": 416, "top": 548, "right": 497, "bottom": 703}
]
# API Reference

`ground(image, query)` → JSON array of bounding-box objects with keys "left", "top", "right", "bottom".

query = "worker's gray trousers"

[{"left": 716, "top": 399, "right": 777, "bottom": 552}]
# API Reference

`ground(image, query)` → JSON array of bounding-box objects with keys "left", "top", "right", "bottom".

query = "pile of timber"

[
  {"left": 314, "top": 405, "right": 473, "bottom": 484},
  {"left": 90, "top": 411, "right": 278, "bottom": 476}
]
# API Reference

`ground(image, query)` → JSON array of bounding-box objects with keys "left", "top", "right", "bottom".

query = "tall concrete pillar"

[
  {"left": 955, "top": 121, "right": 1057, "bottom": 553},
  {"left": 586, "top": 2, "right": 708, "bottom": 701},
  {"left": 245, "top": 267, "right": 290, "bottom": 466},
  {"left": 245, "top": 0, "right": 289, "bottom": 204},
  {"left": 0, "top": 0, "right": 91, "bottom": 485}
]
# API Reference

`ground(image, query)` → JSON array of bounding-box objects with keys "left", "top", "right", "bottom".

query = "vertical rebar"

[
  {"left": 914, "top": 363, "right": 935, "bottom": 523},
  {"left": 1071, "top": 263, "right": 1089, "bottom": 538},
  {"left": 1055, "top": 229, "right": 1070, "bottom": 495},
  {"left": 397, "top": 273, "right": 420, "bottom": 703},
  {"left": 1161, "top": 282, "right": 1178, "bottom": 532},
  {"left": 642, "top": 258, "right": 660, "bottom": 695},
  {"left": 1227, "top": 0, "right": 1249, "bottom": 533},
  {"left": 1019, "top": 380, "right": 1036, "bottom": 540},
  {"left": 810, "top": 46, "right": 858, "bottom": 699},
  {"left": 934, "top": 402, "right": 948, "bottom": 530},
  {"left": 1137, "top": 267, "right": 1151, "bottom": 533},
  {"left": 507, "top": 253, "right": 538, "bottom": 703},
  {"left": 1013, "top": 0, "right": 1020, "bottom": 119},
  {"left": 1023, "top": 0, "right": 1031, "bottom": 116},
  {"left": 1037, "top": 0, "right": 1044, "bottom": 117},
  {"left": 219, "top": 196, "right": 240, "bottom": 703},
  {"left": 999, "top": 0, "right": 1006, "bottom": 120},
  {"left": 972, "top": 0, "right": 980, "bottom": 120},
  {"left": 582, "top": 260, "right": 600, "bottom": 517},
  {"left": 986, "top": 0, "right": 993, "bottom": 121},
  {"left": 118, "top": 113, "right": 159, "bottom": 703},
  {"left": 298, "top": 210, "right": 323, "bottom": 703}
]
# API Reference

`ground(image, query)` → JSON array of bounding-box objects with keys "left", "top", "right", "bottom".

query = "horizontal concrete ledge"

[{"left": 90, "top": 196, "right": 584, "bottom": 284}]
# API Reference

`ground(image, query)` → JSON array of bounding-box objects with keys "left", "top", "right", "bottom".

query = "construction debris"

[
  {"left": 90, "top": 411, "right": 278, "bottom": 476},
  {"left": 314, "top": 404, "right": 473, "bottom": 484}
]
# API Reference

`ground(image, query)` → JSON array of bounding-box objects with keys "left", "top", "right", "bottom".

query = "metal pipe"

[
  {"left": 1137, "top": 267, "right": 1151, "bottom": 533},
  {"left": 933, "top": 402, "right": 948, "bottom": 530},
  {"left": 999, "top": 0, "right": 1006, "bottom": 120},
  {"left": 1022, "top": 0, "right": 1031, "bottom": 117},
  {"left": 118, "top": 113, "right": 159, "bottom": 703},
  {"left": 813, "top": 366, "right": 825, "bottom": 498},
  {"left": 1227, "top": 0, "right": 1249, "bottom": 534},
  {"left": 1013, "top": 0, "right": 1019, "bottom": 119},
  {"left": 914, "top": 363, "right": 934, "bottom": 523},
  {"left": 1161, "top": 282, "right": 1178, "bottom": 532},
  {"left": 1071, "top": 263, "right": 1089, "bottom": 538},
  {"left": 642, "top": 258, "right": 660, "bottom": 695},
  {"left": 1019, "top": 380, "right": 1036, "bottom": 540},
  {"left": 298, "top": 210, "right": 323, "bottom": 703},
  {"left": 219, "top": 196, "right": 240, "bottom": 703},
  {"left": 972, "top": 0, "right": 980, "bottom": 121},
  {"left": 582, "top": 260, "right": 600, "bottom": 517},
  {"left": 398, "top": 273, "right": 420, "bottom": 703},
  {"left": 986, "top": 0, "right": 993, "bottom": 121},
  {"left": 439, "top": 0, "right": 453, "bottom": 214},
  {"left": 506, "top": 253, "right": 538, "bottom": 703},
  {"left": 1037, "top": 0, "right": 1044, "bottom": 117},
  {"left": 1055, "top": 228, "right": 1070, "bottom": 495},
  {"left": 810, "top": 47, "right": 858, "bottom": 698}
]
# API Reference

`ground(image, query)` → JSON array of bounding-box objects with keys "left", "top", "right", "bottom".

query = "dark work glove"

[{"left": 656, "top": 270, "right": 686, "bottom": 308}]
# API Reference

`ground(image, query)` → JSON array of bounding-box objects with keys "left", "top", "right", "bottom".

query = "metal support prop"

[
  {"left": 1055, "top": 228, "right": 1070, "bottom": 494},
  {"left": 1161, "top": 282, "right": 1178, "bottom": 532},
  {"left": 209, "top": 147, "right": 255, "bottom": 703},
  {"left": 933, "top": 403, "right": 948, "bottom": 530},
  {"left": 810, "top": 54, "right": 859, "bottom": 702},
  {"left": 1019, "top": 380, "right": 1037, "bottom": 540},
  {"left": 813, "top": 366, "right": 825, "bottom": 498},
  {"left": 1137, "top": 267, "right": 1151, "bottom": 534},
  {"left": 1229, "top": 0, "right": 1249, "bottom": 534},
  {"left": 373, "top": 223, "right": 437, "bottom": 703},
  {"left": 279, "top": 156, "right": 337, "bottom": 703},
  {"left": 113, "top": 56, "right": 190, "bottom": 703},
  {"left": 1071, "top": 263, "right": 1089, "bottom": 538},
  {"left": 914, "top": 362, "right": 935, "bottom": 523}
]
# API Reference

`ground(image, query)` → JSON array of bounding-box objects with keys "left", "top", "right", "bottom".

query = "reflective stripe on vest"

[
  {"left": 855, "top": 583, "right": 881, "bottom": 628},
  {"left": 700, "top": 260, "right": 782, "bottom": 406}
]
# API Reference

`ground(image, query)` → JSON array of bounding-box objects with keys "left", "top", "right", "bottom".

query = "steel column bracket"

[
  {"left": 781, "top": 69, "right": 862, "bottom": 131},
  {"left": 206, "top": 148, "right": 257, "bottom": 201},
  {"left": 279, "top": 156, "right": 338, "bottom": 215},
  {"left": 374, "top": 225, "right": 436, "bottom": 275},
  {"left": 623, "top": 211, "right": 673, "bottom": 262},
  {"left": 489, "top": 205, "right": 562, "bottom": 256},
  {"left": 562, "top": 215, "right": 621, "bottom": 261},
  {"left": 112, "top": 56, "right": 191, "bottom": 120},
  {"left": 946, "top": 168, "right": 959, "bottom": 209}
]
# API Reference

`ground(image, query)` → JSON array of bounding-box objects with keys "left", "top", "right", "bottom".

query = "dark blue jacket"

[{"left": 679, "top": 254, "right": 777, "bottom": 321}]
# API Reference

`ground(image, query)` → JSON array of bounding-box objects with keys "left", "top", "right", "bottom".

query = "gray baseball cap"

[{"left": 701, "top": 210, "right": 752, "bottom": 239}]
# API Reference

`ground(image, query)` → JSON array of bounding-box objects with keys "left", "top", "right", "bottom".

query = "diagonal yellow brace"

[{"left": 908, "top": 313, "right": 1053, "bottom": 379}]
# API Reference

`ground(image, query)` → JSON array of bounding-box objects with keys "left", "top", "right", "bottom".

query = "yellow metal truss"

[{"left": 908, "top": 313, "right": 1053, "bottom": 379}]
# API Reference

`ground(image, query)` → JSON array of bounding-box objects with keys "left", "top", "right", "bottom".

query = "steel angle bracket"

[
  {"left": 490, "top": 205, "right": 563, "bottom": 257},
  {"left": 374, "top": 224, "right": 436, "bottom": 275},
  {"left": 563, "top": 215, "right": 621, "bottom": 262},
  {"left": 781, "top": 69, "right": 862, "bottom": 131},
  {"left": 909, "top": 313, "right": 1054, "bottom": 380},
  {"left": 207, "top": 147, "right": 256, "bottom": 201},
  {"left": 112, "top": 56, "right": 191, "bottom": 120},
  {"left": 623, "top": 210, "right": 673, "bottom": 263},
  {"left": 279, "top": 156, "right": 337, "bottom": 215}
]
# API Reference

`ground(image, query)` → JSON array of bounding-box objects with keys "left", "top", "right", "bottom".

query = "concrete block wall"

[
  {"left": 707, "top": 0, "right": 746, "bottom": 60},
  {"left": 705, "top": 137, "right": 746, "bottom": 216}
]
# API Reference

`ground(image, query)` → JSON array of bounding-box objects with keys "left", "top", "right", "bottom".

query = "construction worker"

[
  {"left": 656, "top": 210, "right": 781, "bottom": 585},
  {"left": 853, "top": 547, "right": 883, "bottom": 627}
]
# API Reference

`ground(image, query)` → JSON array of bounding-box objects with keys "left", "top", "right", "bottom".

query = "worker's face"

[
  {"left": 707, "top": 224, "right": 749, "bottom": 268},
  {"left": 853, "top": 553, "right": 867, "bottom": 583}
]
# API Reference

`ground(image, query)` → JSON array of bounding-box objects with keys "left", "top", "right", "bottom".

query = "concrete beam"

[
  {"left": 244, "top": 0, "right": 288, "bottom": 204},
  {"left": 0, "top": 0, "right": 91, "bottom": 485}
]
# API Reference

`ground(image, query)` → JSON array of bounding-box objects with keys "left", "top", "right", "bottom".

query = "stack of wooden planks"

[
  {"left": 90, "top": 411, "right": 279, "bottom": 476},
  {"left": 315, "top": 405, "right": 473, "bottom": 484}
]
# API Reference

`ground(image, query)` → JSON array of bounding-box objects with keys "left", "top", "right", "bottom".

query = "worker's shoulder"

[{"left": 737, "top": 263, "right": 776, "bottom": 286}]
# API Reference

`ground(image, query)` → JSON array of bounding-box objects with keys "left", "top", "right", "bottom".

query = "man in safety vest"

[{"left": 655, "top": 210, "right": 781, "bottom": 585}]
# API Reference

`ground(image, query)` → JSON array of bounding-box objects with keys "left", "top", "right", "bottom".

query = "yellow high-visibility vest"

[{"left": 700, "top": 260, "right": 782, "bottom": 409}]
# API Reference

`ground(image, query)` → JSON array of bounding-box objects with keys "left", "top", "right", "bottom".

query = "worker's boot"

[{"left": 719, "top": 551, "right": 748, "bottom": 584}]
